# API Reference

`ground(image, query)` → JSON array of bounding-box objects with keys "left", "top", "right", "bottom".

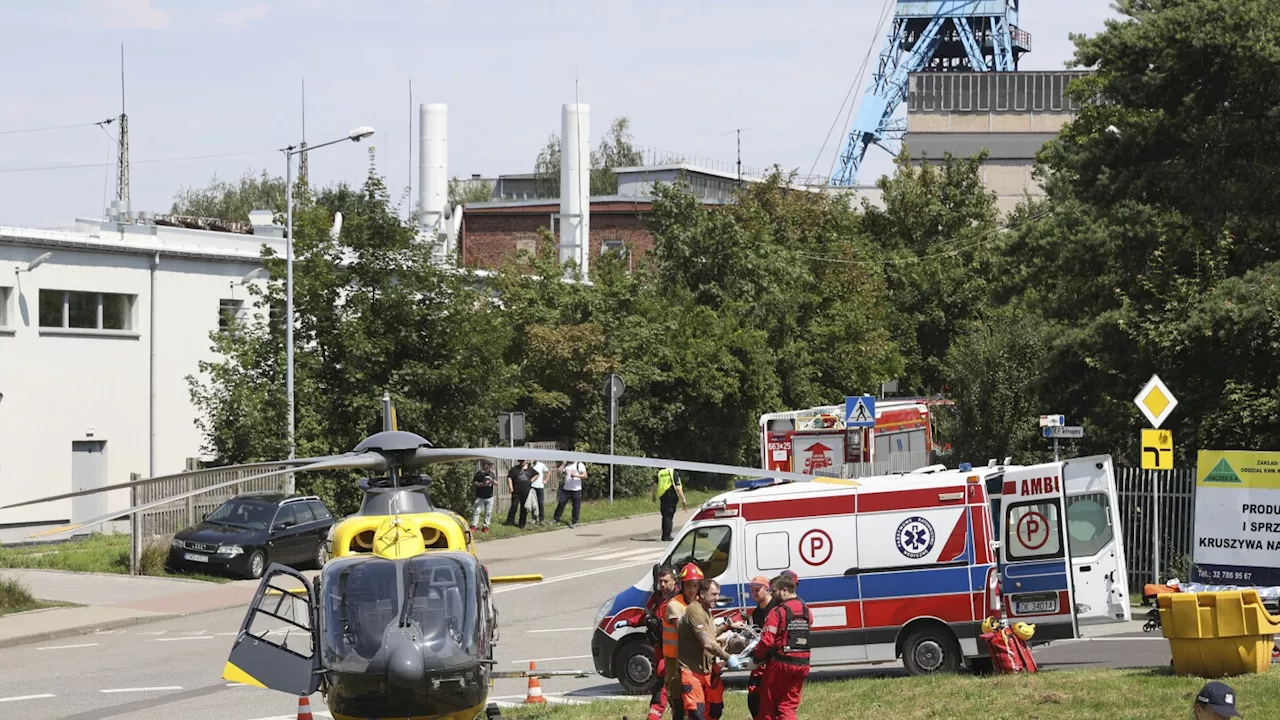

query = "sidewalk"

[
  {"left": 0, "top": 568, "right": 310, "bottom": 650},
  {"left": 0, "top": 508, "right": 682, "bottom": 650}
]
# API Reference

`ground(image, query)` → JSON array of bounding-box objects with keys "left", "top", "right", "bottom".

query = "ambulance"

[{"left": 590, "top": 455, "right": 1130, "bottom": 694}]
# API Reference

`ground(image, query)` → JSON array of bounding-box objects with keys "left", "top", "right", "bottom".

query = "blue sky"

[{"left": 0, "top": 0, "right": 1121, "bottom": 228}]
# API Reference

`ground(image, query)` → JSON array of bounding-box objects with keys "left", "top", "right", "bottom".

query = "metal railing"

[
  {"left": 128, "top": 463, "right": 289, "bottom": 572},
  {"left": 1116, "top": 466, "right": 1196, "bottom": 595}
]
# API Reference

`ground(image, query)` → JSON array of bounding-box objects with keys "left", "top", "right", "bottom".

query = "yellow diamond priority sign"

[{"left": 1135, "top": 374, "right": 1178, "bottom": 429}]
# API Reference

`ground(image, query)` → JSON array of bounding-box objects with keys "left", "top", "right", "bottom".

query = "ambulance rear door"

[
  {"left": 999, "top": 463, "right": 1079, "bottom": 642},
  {"left": 1062, "top": 455, "right": 1131, "bottom": 625}
]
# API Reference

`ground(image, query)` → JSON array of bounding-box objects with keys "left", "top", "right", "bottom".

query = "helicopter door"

[{"left": 223, "top": 564, "right": 322, "bottom": 696}]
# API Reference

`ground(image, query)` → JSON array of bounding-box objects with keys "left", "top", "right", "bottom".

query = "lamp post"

[{"left": 282, "top": 126, "right": 374, "bottom": 467}]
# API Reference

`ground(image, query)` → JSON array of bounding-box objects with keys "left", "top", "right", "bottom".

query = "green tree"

[
  {"left": 188, "top": 153, "right": 517, "bottom": 515},
  {"left": 532, "top": 115, "right": 644, "bottom": 198},
  {"left": 171, "top": 169, "right": 286, "bottom": 224},
  {"left": 448, "top": 175, "right": 493, "bottom": 205}
]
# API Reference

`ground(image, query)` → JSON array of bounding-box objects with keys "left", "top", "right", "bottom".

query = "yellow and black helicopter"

[{"left": 1, "top": 419, "right": 827, "bottom": 720}]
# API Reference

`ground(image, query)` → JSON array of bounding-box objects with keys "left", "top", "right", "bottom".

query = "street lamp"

[{"left": 282, "top": 125, "right": 374, "bottom": 464}]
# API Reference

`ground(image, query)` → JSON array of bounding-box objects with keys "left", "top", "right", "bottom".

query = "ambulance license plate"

[
  {"left": 1014, "top": 593, "right": 1057, "bottom": 615},
  {"left": 183, "top": 552, "right": 209, "bottom": 563}
]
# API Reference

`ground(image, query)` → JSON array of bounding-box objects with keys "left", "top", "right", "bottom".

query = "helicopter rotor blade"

[
  {"left": 411, "top": 447, "right": 846, "bottom": 486},
  {"left": 21, "top": 453, "right": 387, "bottom": 540},
  {"left": 0, "top": 453, "right": 362, "bottom": 512}
]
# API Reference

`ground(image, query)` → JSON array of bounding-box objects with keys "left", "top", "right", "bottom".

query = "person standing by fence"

[
  {"left": 471, "top": 460, "right": 497, "bottom": 533},
  {"left": 554, "top": 459, "right": 586, "bottom": 528},
  {"left": 505, "top": 459, "right": 532, "bottom": 528}
]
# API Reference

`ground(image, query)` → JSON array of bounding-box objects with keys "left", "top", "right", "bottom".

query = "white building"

[{"left": 0, "top": 210, "right": 284, "bottom": 543}]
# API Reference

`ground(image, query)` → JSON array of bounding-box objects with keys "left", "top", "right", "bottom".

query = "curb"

[
  {"left": 0, "top": 567, "right": 221, "bottom": 586},
  {"left": 0, "top": 598, "right": 254, "bottom": 650}
]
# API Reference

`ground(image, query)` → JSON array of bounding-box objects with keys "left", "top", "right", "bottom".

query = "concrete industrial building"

[
  {"left": 903, "top": 70, "right": 1089, "bottom": 213},
  {"left": 0, "top": 210, "right": 282, "bottom": 542}
]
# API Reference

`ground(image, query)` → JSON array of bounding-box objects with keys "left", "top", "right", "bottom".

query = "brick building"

[{"left": 459, "top": 196, "right": 661, "bottom": 271}]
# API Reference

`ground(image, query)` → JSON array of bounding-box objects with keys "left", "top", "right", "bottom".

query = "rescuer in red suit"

[
  {"left": 749, "top": 573, "right": 811, "bottom": 720},
  {"left": 646, "top": 566, "right": 679, "bottom": 720}
]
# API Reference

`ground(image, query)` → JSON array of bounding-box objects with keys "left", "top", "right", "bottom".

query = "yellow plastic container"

[{"left": 1158, "top": 589, "right": 1280, "bottom": 677}]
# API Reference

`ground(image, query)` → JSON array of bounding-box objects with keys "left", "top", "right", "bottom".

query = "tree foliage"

[
  {"left": 171, "top": 169, "right": 286, "bottom": 224},
  {"left": 533, "top": 116, "right": 644, "bottom": 198}
]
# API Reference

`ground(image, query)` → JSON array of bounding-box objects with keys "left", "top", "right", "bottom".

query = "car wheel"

[
  {"left": 311, "top": 541, "right": 329, "bottom": 570},
  {"left": 901, "top": 625, "right": 962, "bottom": 676},
  {"left": 246, "top": 549, "right": 267, "bottom": 580},
  {"left": 615, "top": 638, "right": 659, "bottom": 696}
]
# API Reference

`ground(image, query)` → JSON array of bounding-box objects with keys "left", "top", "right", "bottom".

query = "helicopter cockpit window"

[
  {"left": 320, "top": 557, "right": 400, "bottom": 672},
  {"left": 318, "top": 554, "right": 482, "bottom": 674},
  {"left": 206, "top": 499, "right": 275, "bottom": 531}
]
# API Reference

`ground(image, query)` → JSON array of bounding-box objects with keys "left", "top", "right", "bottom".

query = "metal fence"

[
  {"left": 475, "top": 441, "right": 562, "bottom": 518},
  {"left": 128, "top": 462, "right": 289, "bottom": 571},
  {"left": 1116, "top": 465, "right": 1196, "bottom": 595}
]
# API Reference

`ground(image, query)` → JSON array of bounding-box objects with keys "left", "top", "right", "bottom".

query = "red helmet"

[{"left": 679, "top": 563, "right": 705, "bottom": 583}]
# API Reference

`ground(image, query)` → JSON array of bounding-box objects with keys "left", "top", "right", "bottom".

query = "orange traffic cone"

[
  {"left": 296, "top": 695, "right": 314, "bottom": 720},
  {"left": 524, "top": 661, "right": 546, "bottom": 704}
]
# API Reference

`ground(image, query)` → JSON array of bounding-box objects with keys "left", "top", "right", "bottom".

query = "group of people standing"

[
  {"left": 646, "top": 564, "right": 811, "bottom": 720},
  {"left": 470, "top": 458, "right": 588, "bottom": 532}
]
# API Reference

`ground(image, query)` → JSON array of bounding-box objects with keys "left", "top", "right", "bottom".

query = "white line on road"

[
  {"left": 138, "top": 631, "right": 167, "bottom": 635},
  {"left": 511, "top": 654, "right": 594, "bottom": 664},
  {"left": 99, "top": 686, "right": 184, "bottom": 694},
  {"left": 178, "top": 630, "right": 208, "bottom": 635},
  {"left": 216, "top": 632, "right": 239, "bottom": 636},
  {"left": 152, "top": 636, "right": 213, "bottom": 642},
  {"left": 587, "top": 549, "right": 664, "bottom": 562},
  {"left": 494, "top": 558, "right": 655, "bottom": 594},
  {"left": 37, "top": 642, "right": 99, "bottom": 650},
  {"left": 548, "top": 546, "right": 656, "bottom": 562},
  {"left": 1053, "top": 637, "right": 1165, "bottom": 644},
  {"left": 0, "top": 694, "right": 56, "bottom": 703},
  {"left": 527, "top": 627, "right": 594, "bottom": 634}
]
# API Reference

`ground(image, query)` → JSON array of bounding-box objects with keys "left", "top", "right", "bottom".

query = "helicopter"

[{"left": 0, "top": 422, "right": 830, "bottom": 720}]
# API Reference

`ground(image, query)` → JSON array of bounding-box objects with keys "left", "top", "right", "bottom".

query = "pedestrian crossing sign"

[{"left": 844, "top": 395, "right": 876, "bottom": 428}]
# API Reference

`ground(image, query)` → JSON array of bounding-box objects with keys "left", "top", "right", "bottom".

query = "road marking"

[
  {"left": 494, "top": 558, "right": 656, "bottom": 594},
  {"left": 138, "top": 631, "right": 167, "bottom": 635},
  {"left": 99, "top": 686, "right": 184, "bottom": 693},
  {"left": 527, "top": 627, "right": 594, "bottom": 634},
  {"left": 178, "top": 631, "right": 208, "bottom": 635},
  {"left": 216, "top": 632, "right": 239, "bottom": 637},
  {"left": 0, "top": 694, "right": 56, "bottom": 703},
  {"left": 37, "top": 642, "right": 99, "bottom": 650},
  {"left": 548, "top": 545, "right": 655, "bottom": 562},
  {"left": 511, "top": 653, "right": 594, "bottom": 664},
  {"left": 1054, "top": 637, "right": 1165, "bottom": 644},
  {"left": 586, "top": 548, "right": 664, "bottom": 562},
  {"left": 152, "top": 636, "right": 213, "bottom": 642}
]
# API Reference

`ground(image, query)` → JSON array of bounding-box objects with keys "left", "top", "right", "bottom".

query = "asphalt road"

[{"left": 0, "top": 529, "right": 1173, "bottom": 719}]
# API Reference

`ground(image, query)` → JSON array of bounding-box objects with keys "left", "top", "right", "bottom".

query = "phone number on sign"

[{"left": 1205, "top": 569, "right": 1254, "bottom": 582}]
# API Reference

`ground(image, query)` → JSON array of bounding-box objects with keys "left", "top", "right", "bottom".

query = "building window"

[
  {"left": 0, "top": 286, "right": 10, "bottom": 327},
  {"left": 219, "top": 299, "right": 245, "bottom": 332},
  {"left": 39, "top": 289, "right": 135, "bottom": 331}
]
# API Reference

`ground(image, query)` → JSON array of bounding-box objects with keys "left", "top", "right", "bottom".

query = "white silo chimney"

[
  {"left": 560, "top": 103, "right": 590, "bottom": 278},
  {"left": 419, "top": 103, "right": 448, "bottom": 239}
]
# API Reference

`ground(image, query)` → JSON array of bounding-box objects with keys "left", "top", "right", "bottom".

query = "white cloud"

[
  {"left": 212, "top": 3, "right": 270, "bottom": 26},
  {"left": 82, "top": 0, "right": 168, "bottom": 30}
]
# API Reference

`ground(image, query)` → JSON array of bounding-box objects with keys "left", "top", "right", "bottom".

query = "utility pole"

[
  {"left": 298, "top": 79, "right": 308, "bottom": 185},
  {"left": 116, "top": 43, "right": 129, "bottom": 206}
]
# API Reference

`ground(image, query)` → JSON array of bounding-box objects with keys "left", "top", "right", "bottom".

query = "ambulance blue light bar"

[{"left": 735, "top": 477, "right": 782, "bottom": 490}]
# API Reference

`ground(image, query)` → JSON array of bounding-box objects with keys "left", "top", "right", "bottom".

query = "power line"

[
  {"left": 0, "top": 120, "right": 116, "bottom": 137},
  {"left": 795, "top": 207, "right": 1055, "bottom": 266},
  {"left": 0, "top": 148, "right": 278, "bottom": 174}
]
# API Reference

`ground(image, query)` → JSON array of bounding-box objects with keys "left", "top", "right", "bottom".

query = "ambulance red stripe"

[
  {"left": 856, "top": 487, "right": 968, "bottom": 513},
  {"left": 937, "top": 516, "right": 968, "bottom": 562},
  {"left": 739, "top": 496, "right": 855, "bottom": 521}
]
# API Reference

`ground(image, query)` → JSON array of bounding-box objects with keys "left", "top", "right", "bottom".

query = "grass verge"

[
  {"left": 503, "top": 668, "right": 1280, "bottom": 719},
  {"left": 472, "top": 488, "right": 723, "bottom": 542},
  {"left": 0, "top": 575, "right": 78, "bottom": 616},
  {"left": 0, "top": 534, "right": 230, "bottom": 583}
]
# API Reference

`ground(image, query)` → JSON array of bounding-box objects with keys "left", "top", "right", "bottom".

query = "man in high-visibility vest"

[
  {"left": 661, "top": 562, "right": 702, "bottom": 720},
  {"left": 646, "top": 566, "right": 679, "bottom": 720},
  {"left": 654, "top": 467, "right": 688, "bottom": 542}
]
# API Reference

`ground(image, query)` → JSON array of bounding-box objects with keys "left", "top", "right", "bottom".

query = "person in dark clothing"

[
  {"left": 654, "top": 467, "right": 687, "bottom": 542},
  {"left": 471, "top": 460, "right": 497, "bottom": 533},
  {"left": 504, "top": 460, "right": 532, "bottom": 528}
]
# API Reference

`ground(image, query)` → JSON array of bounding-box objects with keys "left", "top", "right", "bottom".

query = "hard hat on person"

[{"left": 679, "top": 563, "right": 704, "bottom": 583}]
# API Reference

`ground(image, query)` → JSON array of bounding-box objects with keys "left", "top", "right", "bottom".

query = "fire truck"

[{"left": 759, "top": 398, "right": 945, "bottom": 478}]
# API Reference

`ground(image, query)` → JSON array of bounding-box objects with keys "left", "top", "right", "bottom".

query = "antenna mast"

[
  {"left": 115, "top": 43, "right": 129, "bottom": 206},
  {"left": 298, "top": 79, "right": 308, "bottom": 185}
]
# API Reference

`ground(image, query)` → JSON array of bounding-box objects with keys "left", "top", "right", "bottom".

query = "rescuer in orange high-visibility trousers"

[
  {"left": 679, "top": 578, "right": 739, "bottom": 720},
  {"left": 646, "top": 566, "right": 679, "bottom": 720},
  {"left": 749, "top": 573, "right": 812, "bottom": 720},
  {"left": 660, "top": 563, "right": 704, "bottom": 720}
]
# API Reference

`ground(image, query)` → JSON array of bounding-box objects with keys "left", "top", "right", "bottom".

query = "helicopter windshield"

[{"left": 319, "top": 553, "right": 483, "bottom": 674}]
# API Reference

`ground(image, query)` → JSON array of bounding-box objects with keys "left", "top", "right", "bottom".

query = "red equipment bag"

[{"left": 981, "top": 627, "right": 1038, "bottom": 674}]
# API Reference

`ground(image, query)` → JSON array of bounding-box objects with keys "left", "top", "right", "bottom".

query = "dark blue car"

[{"left": 166, "top": 492, "right": 335, "bottom": 579}]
